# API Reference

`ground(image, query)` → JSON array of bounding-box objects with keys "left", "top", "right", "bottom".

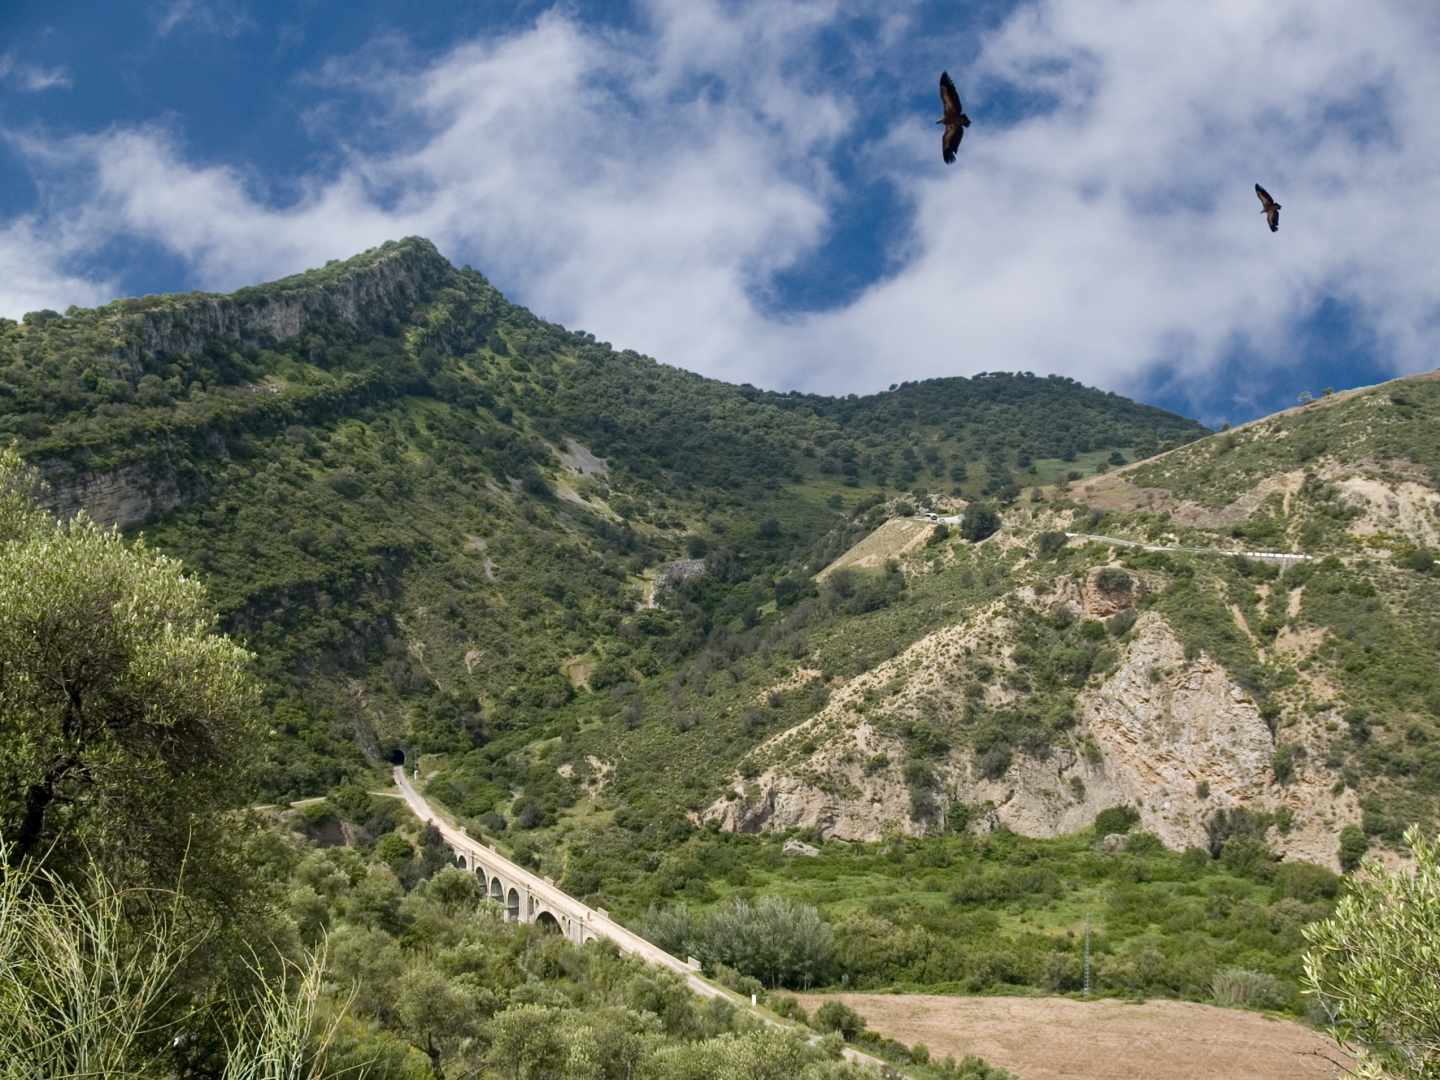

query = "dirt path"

[
  {"left": 793, "top": 994, "right": 1350, "bottom": 1080},
  {"left": 1064, "top": 531, "right": 1312, "bottom": 563}
]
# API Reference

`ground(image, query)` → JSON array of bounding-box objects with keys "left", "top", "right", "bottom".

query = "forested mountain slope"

[{"left": 0, "top": 237, "right": 1203, "bottom": 804}]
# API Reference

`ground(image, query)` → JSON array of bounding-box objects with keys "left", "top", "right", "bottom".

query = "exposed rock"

[
  {"left": 113, "top": 238, "right": 450, "bottom": 374},
  {"left": 656, "top": 558, "right": 706, "bottom": 590},
  {"left": 783, "top": 839, "right": 821, "bottom": 857},
  {"left": 558, "top": 439, "right": 609, "bottom": 478},
  {"left": 1080, "top": 565, "right": 1140, "bottom": 618},
  {"left": 641, "top": 559, "right": 708, "bottom": 610},
  {"left": 702, "top": 611, "right": 1358, "bottom": 869},
  {"left": 584, "top": 755, "right": 614, "bottom": 792},
  {"left": 36, "top": 459, "right": 183, "bottom": 529},
  {"left": 562, "top": 655, "right": 595, "bottom": 691},
  {"left": 464, "top": 536, "right": 498, "bottom": 580},
  {"left": 1336, "top": 470, "right": 1440, "bottom": 547},
  {"left": 25, "top": 241, "right": 456, "bottom": 531},
  {"left": 1098, "top": 833, "right": 1128, "bottom": 853}
]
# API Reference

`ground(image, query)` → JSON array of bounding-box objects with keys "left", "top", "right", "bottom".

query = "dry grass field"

[{"left": 793, "top": 994, "right": 1351, "bottom": 1080}]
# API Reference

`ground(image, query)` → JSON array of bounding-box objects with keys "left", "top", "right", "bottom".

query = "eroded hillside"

[{"left": 690, "top": 376, "right": 1440, "bottom": 870}]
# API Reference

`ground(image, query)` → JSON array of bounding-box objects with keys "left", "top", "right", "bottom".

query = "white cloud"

[
  {"left": 0, "top": 52, "right": 72, "bottom": 91},
  {"left": 0, "top": 218, "right": 111, "bottom": 318},
  {"left": 4, "top": 0, "right": 1439, "bottom": 416},
  {"left": 155, "top": 0, "right": 251, "bottom": 39}
]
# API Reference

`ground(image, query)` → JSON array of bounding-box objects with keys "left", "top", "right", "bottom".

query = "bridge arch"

[{"left": 436, "top": 830, "right": 586, "bottom": 941}]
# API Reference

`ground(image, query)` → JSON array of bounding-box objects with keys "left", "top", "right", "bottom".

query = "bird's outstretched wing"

[
  {"left": 943, "top": 122, "right": 964, "bottom": 164},
  {"left": 940, "top": 72, "right": 964, "bottom": 164},
  {"left": 1255, "top": 184, "right": 1280, "bottom": 232},
  {"left": 940, "top": 71, "right": 963, "bottom": 120}
]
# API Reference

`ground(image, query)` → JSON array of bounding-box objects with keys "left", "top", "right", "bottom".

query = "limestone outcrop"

[{"left": 703, "top": 611, "right": 1357, "bottom": 869}]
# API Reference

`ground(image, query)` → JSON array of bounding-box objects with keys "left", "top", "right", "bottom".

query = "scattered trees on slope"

[{"left": 959, "top": 504, "right": 1001, "bottom": 543}]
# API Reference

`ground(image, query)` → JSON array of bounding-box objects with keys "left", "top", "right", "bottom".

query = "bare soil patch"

[
  {"left": 792, "top": 994, "right": 1349, "bottom": 1080},
  {"left": 818, "top": 518, "right": 935, "bottom": 580}
]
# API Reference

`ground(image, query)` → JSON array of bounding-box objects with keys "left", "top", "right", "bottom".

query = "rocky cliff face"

[
  {"left": 704, "top": 603, "right": 1356, "bottom": 868},
  {"left": 36, "top": 458, "right": 183, "bottom": 529},
  {"left": 33, "top": 240, "right": 452, "bottom": 529},
  {"left": 114, "top": 238, "right": 450, "bottom": 373}
]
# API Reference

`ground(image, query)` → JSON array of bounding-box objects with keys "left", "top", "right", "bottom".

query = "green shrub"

[
  {"left": 977, "top": 746, "right": 1012, "bottom": 780},
  {"left": 769, "top": 995, "right": 808, "bottom": 1023},
  {"left": 1094, "top": 805, "right": 1140, "bottom": 835},
  {"left": 1211, "top": 967, "right": 1288, "bottom": 1010},
  {"left": 648, "top": 896, "right": 833, "bottom": 989},
  {"left": 960, "top": 504, "right": 1001, "bottom": 543},
  {"left": 1094, "top": 567, "right": 1133, "bottom": 594},
  {"left": 1399, "top": 548, "right": 1436, "bottom": 574},
  {"left": 812, "top": 1000, "right": 866, "bottom": 1041},
  {"left": 1106, "top": 608, "right": 1138, "bottom": 637},
  {"left": 1303, "top": 825, "right": 1440, "bottom": 1079},
  {"left": 1220, "top": 837, "right": 1275, "bottom": 880},
  {"left": 1339, "top": 825, "right": 1369, "bottom": 872},
  {"left": 1274, "top": 861, "right": 1341, "bottom": 902},
  {"left": 1272, "top": 744, "right": 1301, "bottom": 785},
  {"left": 1036, "top": 531, "right": 1068, "bottom": 557}
]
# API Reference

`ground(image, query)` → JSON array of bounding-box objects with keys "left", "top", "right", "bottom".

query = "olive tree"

[
  {"left": 0, "top": 446, "right": 261, "bottom": 899},
  {"left": 1303, "top": 825, "right": 1440, "bottom": 1079}
]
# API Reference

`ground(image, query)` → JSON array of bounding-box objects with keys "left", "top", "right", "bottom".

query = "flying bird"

[
  {"left": 1255, "top": 184, "right": 1281, "bottom": 233},
  {"left": 938, "top": 71, "right": 970, "bottom": 165}
]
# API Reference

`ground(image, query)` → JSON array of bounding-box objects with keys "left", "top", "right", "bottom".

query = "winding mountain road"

[{"left": 1063, "top": 531, "right": 1313, "bottom": 563}]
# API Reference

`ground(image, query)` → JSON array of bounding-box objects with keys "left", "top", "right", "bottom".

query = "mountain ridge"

[{"left": 7, "top": 237, "right": 1438, "bottom": 1024}]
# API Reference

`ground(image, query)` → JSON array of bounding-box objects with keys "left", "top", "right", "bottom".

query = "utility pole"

[{"left": 1083, "top": 915, "right": 1092, "bottom": 997}]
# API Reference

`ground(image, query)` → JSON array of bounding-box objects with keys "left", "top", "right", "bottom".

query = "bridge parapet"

[{"left": 395, "top": 768, "right": 691, "bottom": 958}]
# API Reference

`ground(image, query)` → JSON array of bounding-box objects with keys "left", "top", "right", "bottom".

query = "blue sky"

[{"left": 3, "top": 1, "right": 1438, "bottom": 426}]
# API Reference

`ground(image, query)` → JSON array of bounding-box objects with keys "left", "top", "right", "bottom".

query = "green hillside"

[
  {"left": 0, "top": 238, "right": 1204, "bottom": 805},
  {"left": 9, "top": 238, "right": 1440, "bottom": 1034}
]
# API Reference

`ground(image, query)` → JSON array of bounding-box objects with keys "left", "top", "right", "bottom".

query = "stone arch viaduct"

[
  {"left": 391, "top": 766, "right": 894, "bottom": 1074},
  {"left": 393, "top": 767, "right": 696, "bottom": 968}
]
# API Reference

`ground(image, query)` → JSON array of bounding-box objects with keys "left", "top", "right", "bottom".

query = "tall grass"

[
  {"left": 0, "top": 839, "right": 354, "bottom": 1079},
  {"left": 221, "top": 946, "right": 354, "bottom": 1080},
  {"left": 0, "top": 842, "right": 194, "bottom": 1079},
  {"left": 1211, "top": 967, "right": 1288, "bottom": 1011}
]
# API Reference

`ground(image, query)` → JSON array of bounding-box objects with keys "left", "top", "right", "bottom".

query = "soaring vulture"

[
  {"left": 1255, "top": 183, "right": 1281, "bottom": 233},
  {"left": 938, "top": 71, "right": 970, "bottom": 164}
]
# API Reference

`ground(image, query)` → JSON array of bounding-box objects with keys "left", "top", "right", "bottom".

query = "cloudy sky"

[{"left": 2, "top": 1, "right": 1438, "bottom": 424}]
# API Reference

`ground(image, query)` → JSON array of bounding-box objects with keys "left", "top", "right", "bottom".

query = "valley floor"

[{"left": 792, "top": 993, "right": 1349, "bottom": 1080}]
